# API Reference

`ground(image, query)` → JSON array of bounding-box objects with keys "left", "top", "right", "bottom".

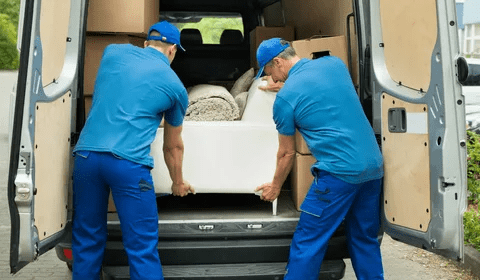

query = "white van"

[{"left": 8, "top": 0, "right": 469, "bottom": 279}]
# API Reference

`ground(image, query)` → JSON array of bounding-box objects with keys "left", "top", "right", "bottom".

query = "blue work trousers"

[
  {"left": 284, "top": 171, "right": 384, "bottom": 280},
  {"left": 72, "top": 151, "right": 163, "bottom": 280}
]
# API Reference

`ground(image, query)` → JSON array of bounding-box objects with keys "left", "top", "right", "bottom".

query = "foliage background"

[
  {"left": 467, "top": 130, "right": 480, "bottom": 204},
  {"left": 0, "top": 0, "right": 20, "bottom": 70},
  {"left": 465, "top": 130, "right": 480, "bottom": 251}
]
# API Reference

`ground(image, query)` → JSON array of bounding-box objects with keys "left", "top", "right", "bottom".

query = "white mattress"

[{"left": 150, "top": 78, "right": 279, "bottom": 195}]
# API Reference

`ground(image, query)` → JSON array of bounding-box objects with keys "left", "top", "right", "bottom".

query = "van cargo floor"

[
  {"left": 107, "top": 191, "right": 300, "bottom": 222},
  {"left": 159, "top": 191, "right": 299, "bottom": 220}
]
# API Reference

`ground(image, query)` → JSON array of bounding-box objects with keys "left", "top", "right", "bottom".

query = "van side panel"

[
  {"left": 39, "top": 0, "right": 71, "bottom": 87},
  {"left": 381, "top": 94, "right": 431, "bottom": 232},
  {"left": 380, "top": 0, "right": 437, "bottom": 91},
  {"left": 34, "top": 94, "right": 71, "bottom": 241}
]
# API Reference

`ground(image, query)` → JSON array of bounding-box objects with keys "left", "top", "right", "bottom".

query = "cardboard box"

[
  {"left": 87, "top": 0, "right": 159, "bottom": 34},
  {"left": 84, "top": 35, "right": 146, "bottom": 97},
  {"left": 85, "top": 96, "right": 93, "bottom": 117},
  {"left": 250, "top": 26, "right": 295, "bottom": 68},
  {"left": 292, "top": 36, "right": 348, "bottom": 67},
  {"left": 291, "top": 153, "right": 316, "bottom": 211},
  {"left": 295, "top": 130, "right": 311, "bottom": 155}
]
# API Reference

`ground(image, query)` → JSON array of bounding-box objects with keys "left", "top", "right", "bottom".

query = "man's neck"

[
  {"left": 147, "top": 45, "right": 171, "bottom": 64},
  {"left": 285, "top": 56, "right": 301, "bottom": 72},
  {"left": 148, "top": 45, "right": 164, "bottom": 54}
]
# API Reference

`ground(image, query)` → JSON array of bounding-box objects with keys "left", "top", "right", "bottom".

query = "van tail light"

[{"left": 63, "top": 248, "right": 73, "bottom": 260}]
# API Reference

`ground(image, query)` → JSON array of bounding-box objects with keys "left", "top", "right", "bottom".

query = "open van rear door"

[
  {"left": 8, "top": 0, "right": 86, "bottom": 273},
  {"left": 355, "top": 0, "right": 467, "bottom": 260}
]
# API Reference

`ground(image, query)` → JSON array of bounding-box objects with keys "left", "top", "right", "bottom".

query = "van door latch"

[
  {"left": 442, "top": 182, "right": 455, "bottom": 188},
  {"left": 388, "top": 108, "right": 407, "bottom": 133}
]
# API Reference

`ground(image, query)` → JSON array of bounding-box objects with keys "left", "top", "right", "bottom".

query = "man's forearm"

[
  {"left": 163, "top": 145, "right": 184, "bottom": 184},
  {"left": 272, "top": 151, "right": 295, "bottom": 189}
]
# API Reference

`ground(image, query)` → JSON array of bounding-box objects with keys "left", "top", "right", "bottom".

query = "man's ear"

[
  {"left": 273, "top": 57, "right": 281, "bottom": 67},
  {"left": 144, "top": 41, "right": 148, "bottom": 48},
  {"left": 168, "top": 44, "right": 177, "bottom": 56}
]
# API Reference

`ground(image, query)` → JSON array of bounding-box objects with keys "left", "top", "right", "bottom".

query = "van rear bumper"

[
  {"left": 102, "top": 236, "right": 350, "bottom": 267},
  {"left": 102, "top": 260, "right": 346, "bottom": 280}
]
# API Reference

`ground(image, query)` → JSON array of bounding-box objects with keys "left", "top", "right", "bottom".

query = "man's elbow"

[
  {"left": 277, "top": 149, "right": 296, "bottom": 160},
  {"left": 163, "top": 142, "right": 184, "bottom": 154}
]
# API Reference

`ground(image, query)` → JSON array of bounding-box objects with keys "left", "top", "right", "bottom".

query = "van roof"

[{"left": 160, "top": 0, "right": 280, "bottom": 12}]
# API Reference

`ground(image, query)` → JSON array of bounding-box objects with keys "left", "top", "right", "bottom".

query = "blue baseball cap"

[
  {"left": 256, "top": 38, "right": 290, "bottom": 79},
  {"left": 147, "top": 21, "right": 186, "bottom": 51}
]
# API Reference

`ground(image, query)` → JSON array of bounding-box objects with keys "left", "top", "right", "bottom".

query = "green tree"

[
  {"left": 0, "top": 0, "right": 20, "bottom": 69},
  {"left": 0, "top": 0, "right": 20, "bottom": 27},
  {"left": 0, "top": 13, "right": 19, "bottom": 69},
  {"left": 465, "top": 130, "right": 480, "bottom": 253},
  {"left": 467, "top": 130, "right": 480, "bottom": 204}
]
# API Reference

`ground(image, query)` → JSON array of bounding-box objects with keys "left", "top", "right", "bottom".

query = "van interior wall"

[
  {"left": 268, "top": 0, "right": 359, "bottom": 87},
  {"left": 263, "top": 1, "right": 285, "bottom": 27},
  {"left": 40, "top": 0, "right": 70, "bottom": 87}
]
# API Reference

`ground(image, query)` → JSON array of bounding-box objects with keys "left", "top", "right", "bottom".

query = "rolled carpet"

[{"left": 185, "top": 84, "right": 240, "bottom": 121}]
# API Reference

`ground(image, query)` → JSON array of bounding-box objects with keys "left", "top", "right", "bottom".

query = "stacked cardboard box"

[
  {"left": 84, "top": 0, "right": 159, "bottom": 114},
  {"left": 292, "top": 35, "right": 348, "bottom": 67},
  {"left": 291, "top": 153, "right": 316, "bottom": 211},
  {"left": 87, "top": 0, "right": 159, "bottom": 35},
  {"left": 85, "top": 0, "right": 159, "bottom": 212},
  {"left": 294, "top": 130, "right": 311, "bottom": 155},
  {"left": 291, "top": 134, "right": 315, "bottom": 211}
]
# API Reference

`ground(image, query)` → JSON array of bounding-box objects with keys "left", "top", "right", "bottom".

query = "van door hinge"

[{"left": 20, "top": 152, "right": 31, "bottom": 175}]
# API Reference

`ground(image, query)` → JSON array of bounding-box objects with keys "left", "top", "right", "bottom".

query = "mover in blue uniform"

[
  {"left": 255, "top": 38, "right": 384, "bottom": 280},
  {"left": 72, "top": 21, "right": 194, "bottom": 280}
]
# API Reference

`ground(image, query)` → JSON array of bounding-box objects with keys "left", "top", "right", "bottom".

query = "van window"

[{"left": 161, "top": 12, "right": 244, "bottom": 45}]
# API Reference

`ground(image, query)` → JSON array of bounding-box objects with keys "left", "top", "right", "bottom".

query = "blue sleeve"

[
  {"left": 273, "top": 96, "right": 296, "bottom": 136},
  {"left": 164, "top": 88, "right": 188, "bottom": 127}
]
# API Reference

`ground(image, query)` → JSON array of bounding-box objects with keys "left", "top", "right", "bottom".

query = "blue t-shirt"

[
  {"left": 273, "top": 57, "right": 383, "bottom": 184},
  {"left": 73, "top": 44, "right": 188, "bottom": 168}
]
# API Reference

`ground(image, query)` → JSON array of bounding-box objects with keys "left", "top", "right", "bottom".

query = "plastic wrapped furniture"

[{"left": 150, "top": 79, "right": 281, "bottom": 214}]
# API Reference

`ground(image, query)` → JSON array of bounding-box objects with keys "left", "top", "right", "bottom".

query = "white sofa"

[{"left": 150, "top": 79, "right": 280, "bottom": 214}]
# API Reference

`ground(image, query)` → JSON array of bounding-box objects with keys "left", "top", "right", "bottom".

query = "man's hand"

[
  {"left": 255, "top": 182, "right": 281, "bottom": 202},
  {"left": 258, "top": 76, "right": 284, "bottom": 92},
  {"left": 172, "top": 180, "right": 195, "bottom": 197}
]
